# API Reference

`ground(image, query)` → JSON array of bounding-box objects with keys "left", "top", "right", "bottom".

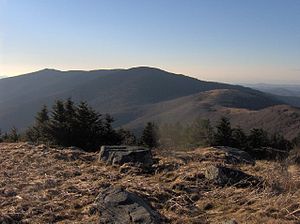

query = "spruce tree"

[
  {"left": 73, "top": 101, "right": 104, "bottom": 150},
  {"left": 248, "top": 128, "right": 269, "bottom": 148},
  {"left": 7, "top": 127, "right": 19, "bottom": 143},
  {"left": 232, "top": 127, "right": 247, "bottom": 149},
  {"left": 213, "top": 117, "right": 233, "bottom": 146},
  {"left": 26, "top": 105, "right": 50, "bottom": 143},
  {"left": 269, "top": 133, "right": 292, "bottom": 151},
  {"left": 48, "top": 100, "right": 68, "bottom": 146},
  {"left": 64, "top": 98, "right": 77, "bottom": 145},
  {"left": 116, "top": 128, "right": 137, "bottom": 145},
  {"left": 140, "top": 122, "right": 158, "bottom": 148}
]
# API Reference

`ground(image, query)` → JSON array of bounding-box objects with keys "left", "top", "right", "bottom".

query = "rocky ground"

[{"left": 1, "top": 143, "right": 300, "bottom": 223}]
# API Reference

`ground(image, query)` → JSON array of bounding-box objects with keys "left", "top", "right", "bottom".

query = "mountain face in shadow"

[{"left": 0, "top": 67, "right": 291, "bottom": 135}]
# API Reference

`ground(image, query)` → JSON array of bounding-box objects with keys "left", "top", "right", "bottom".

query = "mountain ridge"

[{"left": 0, "top": 67, "right": 296, "bottom": 137}]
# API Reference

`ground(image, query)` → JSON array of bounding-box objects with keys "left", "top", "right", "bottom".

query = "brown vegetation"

[{"left": 1, "top": 143, "right": 300, "bottom": 223}]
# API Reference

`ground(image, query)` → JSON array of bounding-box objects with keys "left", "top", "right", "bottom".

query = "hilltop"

[{"left": 1, "top": 142, "right": 300, "bottom": 223}]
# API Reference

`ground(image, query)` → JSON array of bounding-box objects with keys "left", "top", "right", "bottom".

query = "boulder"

[
  {"left": 214, "top": 146, "right": 255, "bottom": 165},
  {"left": 99, "top": 146, "right": 153, "bottom": 168},
  {"left": 251, "top": 147, "right": 289, "bottom": 160},
  {"left": 94, "top": 186, "right": 163, "bottom": 224},
  {"left": 204, "top": 165, "right": 260, "bottom": 187}
]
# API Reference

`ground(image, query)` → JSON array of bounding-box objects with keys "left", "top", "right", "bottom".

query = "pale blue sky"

[{"left": 0, "top": 0, "right": 299, "bottom": 83}]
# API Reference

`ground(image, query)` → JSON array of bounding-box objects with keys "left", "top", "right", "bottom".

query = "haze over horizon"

[{"left": 1, "top": 0, "right": 299, "bottom": 84}]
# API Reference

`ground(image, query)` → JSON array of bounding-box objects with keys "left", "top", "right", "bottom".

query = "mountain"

[
  {"left": 0, "top": 67, "right": 297, "bottom": 138},
  {"left": 245, "top": 83, "right": 300, "bottom": 97},
  {"left": 0, "top": 76, "right": 7, "bottom": 79},
  {"left": 244, "top": 83, "right": 300, "bottom": 108},
  {"left": 123, "top": 90, "right": 300, "bottom": 139}
]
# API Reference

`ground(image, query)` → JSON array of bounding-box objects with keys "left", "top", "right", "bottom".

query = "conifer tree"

[
  {"left": 231, "top": 127, "right": 247, "bottom": 149},
  {"left": 34, "top": 105, "right": 50, "bottom": 142},
  {"left": 247, "top": 128, "right": 269, "bottom": 148},
  {"left": 213, "top": 117, "right": 233, "bottom": 146},
  {"left": 140, "top": 122, "right": 158, "bottom": 148},
  {"left": 73, "top": 101, "right": 105, "bottom": 150},
  {"left": 116, "top": 128, "right": 137, "bottom": 145},
  {"left": 7, "top": 127, "right": 19, "bottom": 142},
  {"left": 64, "top": 98, "right": 77, "bottom": 145},
  {"left": 48, "top": 100, "right": 68, "bottom": 146},
  {"left": 269, "top": 133, "right": 292, "bottom": 151}
]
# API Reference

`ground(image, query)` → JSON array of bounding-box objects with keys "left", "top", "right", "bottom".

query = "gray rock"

[
  {"left": 94, "top": 186, "right": 163, "bottom": 224},
  {"left": 214, "top": 146, "right": 255, "bottom": 165},
  {"left": 204, "top": 165, "right": 260, "bottom": 187},
  {"left": 252, "top": 147, "right": 289, "bottom": 160},
  {"left": 99, "top": 145, "right": 153, "bottom": 168}
]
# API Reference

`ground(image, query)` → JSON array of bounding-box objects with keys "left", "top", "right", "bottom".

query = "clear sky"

[{"left": 0, "top": 0, "right": 299, "bottom": 83}]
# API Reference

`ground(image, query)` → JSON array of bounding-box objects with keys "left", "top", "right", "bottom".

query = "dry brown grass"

[{"left": 0, "top": 143, "right": 300, "bottom": 223}]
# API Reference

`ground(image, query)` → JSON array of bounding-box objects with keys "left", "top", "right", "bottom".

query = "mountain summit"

[{"left": 1, "top": 67, "right": 298, "bottom": 138}]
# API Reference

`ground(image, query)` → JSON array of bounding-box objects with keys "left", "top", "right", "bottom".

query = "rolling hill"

[
  {"left": 245, "top": 83, "right": 300, "bottom": 108},
  {"left": 1, "top": 67, "right": 300, "bottom": 138}
]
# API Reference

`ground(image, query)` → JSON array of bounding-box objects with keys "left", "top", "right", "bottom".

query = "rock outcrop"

[
  {"left": 251, "top": 147, "right": 289, "bottom": 160},
  {"left": 204, "top": 165, "right": 260, "bottom": 187},
  {"left": 99, "top": 146, "right": 153, "bottom": 168},
  {"left": 212, "top": 146, "right": 255, "bottom": 165},
  {"left": 94, "top": 186, "right": 163, "bottom": 224}
]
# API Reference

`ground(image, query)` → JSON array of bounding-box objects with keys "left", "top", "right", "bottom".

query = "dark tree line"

[
  {"left": 23, "top": 99, "right": 137, "bottom": 151},
  {"left": 158, "top": 117, "right": 293, "bottom": 154},
  {"left": 0, "top": 127, "right": 20, "bottom": 143},
  {"left": 213, "top": 117, "right": 293, "bottom": 152},
  {"left": 0, "top": 99, "right": 296, "bottom": 157},
  {"left": 0, "top": 100, "right": 159, "bottom": 151},
  {"left": 20, "top": 99, "right": 157, "bottom": 151}
]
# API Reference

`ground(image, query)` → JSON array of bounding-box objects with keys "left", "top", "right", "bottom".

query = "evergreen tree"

[
  {"left": 248, "top": 128, "right": 269, "bottom": 148},
  {"left": 231, "top": 127, "right": 247, "bottom": 149},
  {"left": 64, "top": 98, "right": 77, "bottom": 144},
  {"left": 48, "top": 100, "right": 69, "bottom": 146},
  {"left": 140, "top": 122, "right": 158, "bottom": 148},
  {"left": 26, "top": 105, "right": 50, "bottom": 143},
  {"left": 7, "top": 127, "right": 19, "bottom": 142},
  {"left": 101, "top": 114, "right": 119, "bottom": 145},
  {"left": 2, "top": 132, "right": 9, "bottom": 142},
  {"left": 116, "top": 128, "right": 137, "bottom": 145},
  {"left": 269, "top": 133, "right": 292, "bottom": 151},
  {"left": 213, "top": 117, "right": 233, "bottom": 146},
  {"left": 73, "top": 101, "right": 100, "bottom": 149}
]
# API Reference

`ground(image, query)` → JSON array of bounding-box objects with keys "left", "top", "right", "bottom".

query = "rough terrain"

[{"left": 1, "top": 143, "right": 300, "bottom": 223}]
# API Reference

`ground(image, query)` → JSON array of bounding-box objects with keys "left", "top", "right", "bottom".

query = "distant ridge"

[{"left": 1, "top": 66, "right": 300, "bottom": 139}]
